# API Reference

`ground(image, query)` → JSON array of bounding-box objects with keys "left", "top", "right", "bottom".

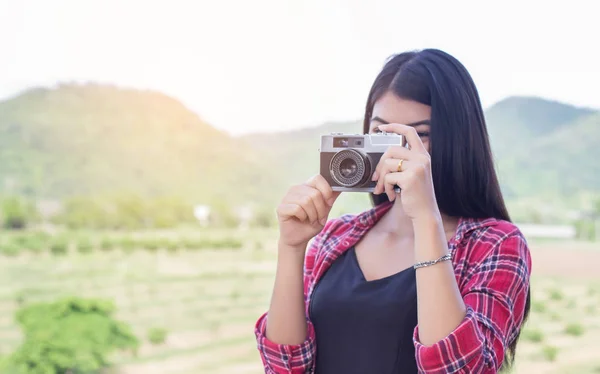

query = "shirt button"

[{"left": 282, "top": 354, "right": 289, "bottom": 361}]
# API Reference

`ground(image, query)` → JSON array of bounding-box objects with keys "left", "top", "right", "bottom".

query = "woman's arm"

[
  {"left": 412, "top": 218, "right": 531, "bottom": 373},
  {"left": 254, "top": 225, "right": 333, "bottom": 373},
  {"left": 265, "top": 243, "right": 309, "bottom": 345},
  {"left": 413, "top": 214, "right": 467, "bottom": 345}
]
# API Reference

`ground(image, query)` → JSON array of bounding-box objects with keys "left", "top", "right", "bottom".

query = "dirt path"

[{"left": 529, "top": 242, "right": 600, "bottom": 280}]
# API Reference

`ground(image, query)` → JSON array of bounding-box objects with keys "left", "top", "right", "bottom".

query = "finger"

[
  {"left": 385, "top": 145, "right": 413, "bottom": 161},
  {"left": 380, "top": 159, "right": 423, "bottom": 198},
  {"left": 383, "top": 172, "right": 409, "bottom": 201},
  {"left": 382, "top": 158, "right": 416, "bottom": 174},
  {"left": 373, "top": 144, "right": 412, "bottom": 192},
  {"left": 287, "top": 192, "right": 319, "bottom": 224},
  {"left": 277, "top": 203, "right": 309, "bottom": 222},
  {"left": 378, "top": 124, "right": 427, "bottom": 153},
  {"left": 374, "top": 157, "right": 390, "bottom": 195},
  {"left": 295, "top": 185, "right": 330, "bottom": 224},
  {"left": 306, "top": 174, "right": 338, "bottom": 206}
]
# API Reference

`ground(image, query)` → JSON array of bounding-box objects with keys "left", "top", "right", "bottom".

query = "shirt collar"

[{"left": 353, "top": 201, "right": 497, "bottom": 244}]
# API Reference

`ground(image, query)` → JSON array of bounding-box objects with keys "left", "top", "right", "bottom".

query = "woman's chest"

[{"left": 309, "top": 247, "right": 418, "bottom": 330}]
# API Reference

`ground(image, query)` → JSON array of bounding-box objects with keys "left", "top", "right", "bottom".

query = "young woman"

[{"left": 254, "top": 49, "right": 532, "bottom": 373}]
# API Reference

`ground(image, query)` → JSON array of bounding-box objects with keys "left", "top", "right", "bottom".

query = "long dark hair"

[{"left": 363, "top": 49, "right": 530, "bottom": 370}]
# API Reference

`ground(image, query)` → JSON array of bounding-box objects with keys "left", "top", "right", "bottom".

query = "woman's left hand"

[{"left": 372, "top": 123, "right": 440, "bottom": 222}]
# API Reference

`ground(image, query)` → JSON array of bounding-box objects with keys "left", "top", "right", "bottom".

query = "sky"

[{"left": 1, "top": 0, "right": 599, "bottom": 135}]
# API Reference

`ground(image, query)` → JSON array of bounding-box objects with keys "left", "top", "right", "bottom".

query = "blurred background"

[{"left": 0, "top": 0, "right": 599, "bottom": 373}]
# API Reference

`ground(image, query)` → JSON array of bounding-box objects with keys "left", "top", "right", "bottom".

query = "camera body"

[{"left": 319, "top": 132, "right": 405, "bottom": 192}]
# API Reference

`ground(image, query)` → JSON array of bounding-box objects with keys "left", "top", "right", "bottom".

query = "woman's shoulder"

[
  {"left": 310, "top": 212, "right": 363, "bottom": 249},
  {"left": 459, "top": 216, "right": 526, "bottom": 243},
  {"left": 456, "top": 216, "right": 531, "bottom": 268}
]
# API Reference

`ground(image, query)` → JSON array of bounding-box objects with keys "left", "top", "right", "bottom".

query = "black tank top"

[{"left": 309, "top": 246, "right": 418, "bottom": 374}]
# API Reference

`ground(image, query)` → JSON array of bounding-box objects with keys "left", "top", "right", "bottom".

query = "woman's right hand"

[{"left": 276, "top": 174, "right": 341, "bottom": 250}]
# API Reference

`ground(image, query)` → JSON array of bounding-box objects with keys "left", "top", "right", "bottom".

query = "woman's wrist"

[
  {"left": 277, "top": 241, "right": 308, "bottom": 256},
  {"left": 412, "top": 210, "right": 443, "bottom": 232},
  {"left": 412, "top": 211, "right": 448, "bottom": 262}
]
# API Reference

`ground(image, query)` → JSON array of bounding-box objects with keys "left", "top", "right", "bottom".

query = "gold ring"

[{"left": 396, "top": 159, "right": 404, "bottom": 172}]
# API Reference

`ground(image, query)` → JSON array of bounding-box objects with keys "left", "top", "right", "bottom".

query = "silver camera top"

[{"left": 320, "top": 132, "right": 403, "bottom": 153}]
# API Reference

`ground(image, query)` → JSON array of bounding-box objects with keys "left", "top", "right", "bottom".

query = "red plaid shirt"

[{"left": 254, "top": 201, "right": 531, "bottom": 373}]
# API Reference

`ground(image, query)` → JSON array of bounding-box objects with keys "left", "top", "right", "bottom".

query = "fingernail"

[{"left": 371, "top": 171, "right": 378, "bottom": 181}]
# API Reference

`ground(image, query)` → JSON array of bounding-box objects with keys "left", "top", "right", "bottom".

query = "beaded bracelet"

[{"left": 413, "top": 253, "right": 452, "bottom": 269}]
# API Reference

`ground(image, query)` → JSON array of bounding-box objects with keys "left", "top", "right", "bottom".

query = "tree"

[
  {"left": 8, "top": 297, "right": 139, "bottom": 374},
  {"left": 1, "top": 196, "right": 33, "bottom": 229}
]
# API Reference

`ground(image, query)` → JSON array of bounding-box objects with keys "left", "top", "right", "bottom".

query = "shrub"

[
  {"left": 16, "top": 234, "right": 46, "bottom": 254},
  {"left": 77, "top": 237, "right": 94, "bottom": 254},
  {"left": 100, "top": 237, "right": 115, "bottom": 251},
  {"left": 531, "top": 300, "right": 546, "bottom": 314},
  {"left": 8, "top": 297, "right": 139, "bottom": 374},
  {"left": 147, "top": 327, "right": 168, "bottom": 345},
  {"left": 119, "top": 237, "right": 137, "bottom": 253},
  {"left": 181, "top": 238, "right": 200, "bottom": 250},
  {"left": 564, "top": 323, "right": 585, "bottom": 337},
  {"left": 522, "top": 327, "right": 544, "bottom": 343},
  {"left": 209, "top": 203, "right": 240, "bottom": 228},
  {"left": 208, "top": 238, "right": 243, "bottom": 250},
  {"left": 50, "top": 238, "right": 69, "bottom": 256},
  {"left": 548, "top": 288, "right": 563, "bottom": 301},
  {"left": 1, "top": 196, "right": 33, "bottom": 230},
  {"left": 165, "top": 239, "right": 179, "bottom": 253},
  {"left": 0, "top": 243, "right": 21, "bottom": 257},
  {"left": 54, "top": 196, "right": 112, "bottom": 229},
  {"left": 542, "top": 345, "right": 558, "bottom": 361},
  {"left": 143, "top": 239, "right": 160, "bottom": 252},
  {"left": 251, "top": 206, "right": 276, "bottom": 228}
]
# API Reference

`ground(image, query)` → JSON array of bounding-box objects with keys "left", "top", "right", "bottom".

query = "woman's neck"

[{"left": 375, "top": 198, "right": 459, "bottom": 240}]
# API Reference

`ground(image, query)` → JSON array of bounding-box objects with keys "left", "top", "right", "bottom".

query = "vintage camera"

[{"left": 319, "top": 132, "right": 405, "bottom": 192}]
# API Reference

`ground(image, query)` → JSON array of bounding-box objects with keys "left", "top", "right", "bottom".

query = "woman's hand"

[
  {"left": 276, "top": 174, "right": 341, "bottom": 249},
  {"left": 372, "top": 124, "right": 440, "bottom": 222}
]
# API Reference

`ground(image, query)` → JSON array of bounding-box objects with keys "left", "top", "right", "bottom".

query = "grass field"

[{"left": 0, "top": 228, "right": 598, "bottom": 373}]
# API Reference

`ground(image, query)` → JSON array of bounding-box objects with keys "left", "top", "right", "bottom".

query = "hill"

[
  {"left": 497, "top": 111, "right": 600, "bottom": 198},
  {"left": 0, "top": 85, "right": 598, "bottom": 219},
  {"left": 240, "top": 96, "right": 600, "bottom": 215},
  {"left": 484, "top": 96, "right": 595, "bottom": 159},
  {"left": 0, "top": 84, "right": 273, "bottom": 205}
]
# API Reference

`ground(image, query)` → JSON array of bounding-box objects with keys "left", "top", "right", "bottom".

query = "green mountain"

[
  {"left": 497, "top": 111, "right": 600, "bottom": 197},
  {"left": 0, "top": 85, "right": 597, "bottom": 220},
  {"left": 485, "top": 96, "right": 595, "bottom": 159},
  {"left": 240, "top": 96, "right": 600, "bottom": 215},
  {"left": 0, "top": 84, "right": 273, "bottom": 205}
]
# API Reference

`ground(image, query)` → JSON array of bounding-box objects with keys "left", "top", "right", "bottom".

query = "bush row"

[
  {"left": 0, "top": 233, "right": 244, "bottom": 257},
  {"left": 0, "top": 193, "right": 278, "bottom": 231}
]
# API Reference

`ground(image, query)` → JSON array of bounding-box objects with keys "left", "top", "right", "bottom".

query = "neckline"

[
  {"left": 357, "top": 201, "right": 467, "bottom": 245},
  {"left": 349, "top": 246, "right": 414, "bottom": 284}
]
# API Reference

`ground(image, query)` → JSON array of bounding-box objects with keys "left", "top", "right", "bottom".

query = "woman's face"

[{"left": 368, "top": 91, "right": 432, "bottom": 152}]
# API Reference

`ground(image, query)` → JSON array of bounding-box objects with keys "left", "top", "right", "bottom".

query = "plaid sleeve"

[
  {"left": 254, "top": 314, "right": 316, "bottom": 374},
  {"left": 254, "top": 220, "right": 336, "bottom": 373},
  {"left": 413, "top": 229, "right": 532, "bottom": 373}
]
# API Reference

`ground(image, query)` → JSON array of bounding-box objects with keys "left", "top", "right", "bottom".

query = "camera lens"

[
  {"left": 339, "top": 158, "right": 358, "bottom": 178},
  {"left": 329, "top": 149, "right": 371, "bottom": 188}
]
